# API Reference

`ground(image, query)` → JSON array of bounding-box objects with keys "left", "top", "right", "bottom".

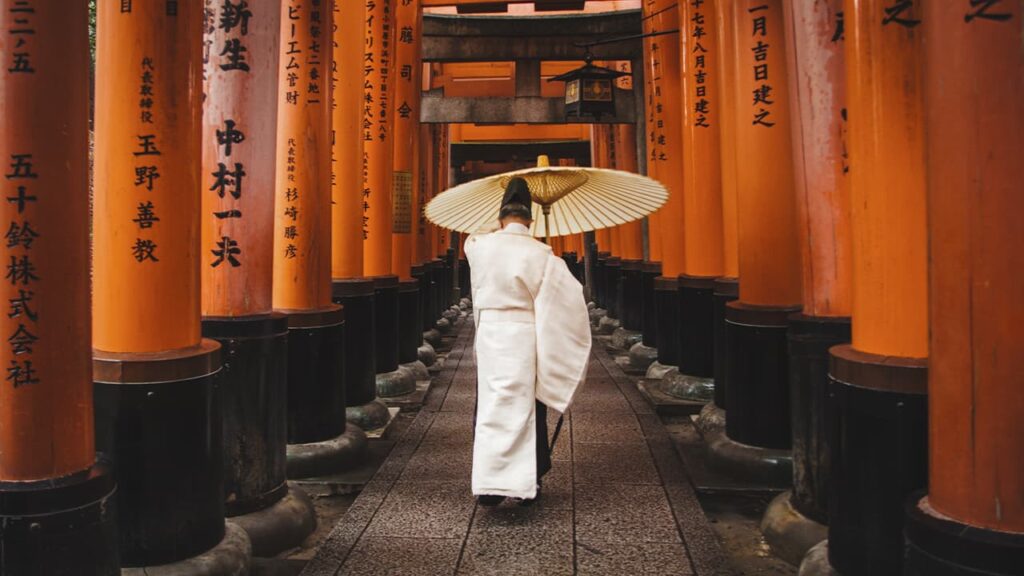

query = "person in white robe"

[{"left": 465, "top": 177, "right": 592, "bottom": 506}]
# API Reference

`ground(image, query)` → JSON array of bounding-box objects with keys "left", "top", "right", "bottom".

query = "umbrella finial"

[{"left": 536, "top": 155, "right": 551, "bottom": 168}]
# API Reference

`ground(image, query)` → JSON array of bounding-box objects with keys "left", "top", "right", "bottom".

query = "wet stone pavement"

[{"left": 300, "top": 323, "right": 725, "bottom": 576}]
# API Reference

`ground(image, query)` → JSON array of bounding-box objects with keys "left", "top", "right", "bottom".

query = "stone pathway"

[{"left": 301, "top": 323, "right": 725, "bottom": 576}]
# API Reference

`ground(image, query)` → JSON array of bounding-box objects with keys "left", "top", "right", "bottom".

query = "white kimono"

[{"left": 465, "top": 223, "right": 592, "bottom": 499}]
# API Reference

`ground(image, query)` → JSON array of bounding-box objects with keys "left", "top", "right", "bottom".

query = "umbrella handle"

[{"left": 542, "top": 205, "right": 551, "bottom": 245}]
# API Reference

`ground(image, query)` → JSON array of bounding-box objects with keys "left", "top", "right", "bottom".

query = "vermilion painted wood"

[
  {"left": 844, "top": 0, "right": 928, "bottom": 358},
  {"left": 332, "top": 0, "right": 366, "bottom": 280},
  {"left": 0, "top": 0, "right": 94, "bottom": 481},
  {"left": 202, "top": 0, "right": 280, "bottom": 318},
  {"left": 364, "top": 0, "right": 396, "bottom": 277},
  {"left": 733, "top": 0, "right": 801, "bottom": 308},
  {"left": 272, "top": 0, "right": 334, "bottom": 311},
  {"left": 714, "top": 0, "right": 739, "bottom": 279},
  {"left": 783, "top": 0, "right": 851, "bottom": 318},
  {"left": 924, "top": 0, "right": 1023, "bottom": 533},
  {"left": 680, "top": 0, "right": 725, "bottom": 279}
]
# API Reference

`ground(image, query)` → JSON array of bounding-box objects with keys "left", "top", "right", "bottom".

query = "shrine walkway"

[{"left": 300, "top": 322, "right": 725, "bottom": 576}]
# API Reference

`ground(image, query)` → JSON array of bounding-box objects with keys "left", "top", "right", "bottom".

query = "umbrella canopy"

[{"left": 424, "top": 164, "right": 668, "bottom": 239}]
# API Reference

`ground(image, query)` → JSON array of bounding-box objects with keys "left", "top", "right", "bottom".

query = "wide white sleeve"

[{"left": 534, "top": 254, "right": 592, "bottom": 413}]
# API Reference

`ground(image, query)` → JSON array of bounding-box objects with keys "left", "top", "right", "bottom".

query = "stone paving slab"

[{"left": 301, "top": 322, "right": 726, "bottom": 576}]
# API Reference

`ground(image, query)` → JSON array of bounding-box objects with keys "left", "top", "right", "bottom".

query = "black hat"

[{"left": 500, "top": 177, "right": 533, "bottom": 219}]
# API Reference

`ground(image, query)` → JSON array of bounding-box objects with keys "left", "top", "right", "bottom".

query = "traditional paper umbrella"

[{"left": 424, "top": 156, "right": 668, "bottom": 243}]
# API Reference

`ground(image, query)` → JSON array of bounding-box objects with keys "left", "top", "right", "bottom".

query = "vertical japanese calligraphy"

[
  {"left": 843, "top": 0, "right": 928, "bottom": 356},
  {"left": 202, "top": 0, "right": 279, "bottom": 317},
  {"left": 714, "top": 0, "right": 740, "bottom": 277},
  {"left": 273, "top": 0, "right": 333, "bottom": 310},
  {"left": 331, "top": 1, "right": 367, "bottom": 279},
  {"left": 93, "top": 0, "right": 203, "bottom": 352},
  {"left": 364, "top": 0, "right": 396, "bottom": 276},
  {"left": 783, "top": 0, "right": 851, "bottom": 318},
  {"left": 391, "top": 0, "right": 420, "bottom": 278},
  {"left": 731, "top": 0, "right": 800, "bottom": 307},
  {"left": 921, "top": 0, "right": 1022, "bottom": 535},
  {"left": 1, "top": 0, "right": 95, "bottom": 484},
  {"left": 680, "top": 0, "right": 725, "bottom": 278},
  {"left": 642, "top": 0, "right": 685, "bottom": 277}
]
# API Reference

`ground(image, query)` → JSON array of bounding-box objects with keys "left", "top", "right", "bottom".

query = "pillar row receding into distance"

[
  {"left": 711, "top": 0, "right": 803, "bottom": 486},
  {"left": 806, "top": 1, "right": 930, "bottom": 574},
  {"left": 760, "top": 0, "right": 851, "bottom": 566},
  {"left": 904, "top": 4, "right": 1024, "bottom": 575},
  {"left": 274, "top": 0, "right": 366, "bottom": 481},
  {"left": 663, "top": 0, "right": 727, "bottom": 405},
  {"left": 201, "top": 0, "right": 317, "bottom": 554},
  {"left": 93, "top": 1, "right": 251, "bottom": 571},
  {"left": 332, "top": 0, "right": 390, "bottom": 433},
  {"left": 0, "top": 2, "right": 119, "bottom": 573},
  {"left": 365, "top": 0, "right": 415, "bottom": 398}
]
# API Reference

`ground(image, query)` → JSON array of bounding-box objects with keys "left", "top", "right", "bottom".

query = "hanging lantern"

[{"left": 549, "top": 55, "right": 629, "bottom": 121}]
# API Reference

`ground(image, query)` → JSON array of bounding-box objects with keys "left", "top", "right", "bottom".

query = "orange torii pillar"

[
  {"left": 273, "top": 0, "right": 365, "bottom": 481},
  {"left": 803, "top": 1, "right": 930, "bottom": 574},
  {"left": 760, "top": 0, "right": 851, "bottom": 565},
  {"left": 645, "top": 0, "right": 686, "bottom": 380},
  {"left": 699, "top": 0, "right": 741, "bottom": 433},
  {"left": 92, "top": 1, "right": 250, "bottom": 571},
  {"left": 664, "top": 0, "right": 728, "bottom": 405},
  {"left": 0, "top": 4, "right": 119, "bottom": 573},
  {"left": 201, "top": 0, "right": 316, "bottom": 553},
  {"left": 904, "top": 5, "right": 1024, "bottom": 575},
  {"left": 392, "top": 0, "right": 430, "bottom": 381},
  {"left": 365, "top": 0, "right": 414, "bottom": 397},
  {"left": 612, "top": 125, "right": 645, "bottom": 342},
  {"left": 709, "top": 0, "right": 803, "bottom": 485},
  {"left": 332, "top": 0, "right": 391, "bottom": 433}
]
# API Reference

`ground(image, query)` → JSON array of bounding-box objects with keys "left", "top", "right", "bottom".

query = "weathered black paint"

[
  {"left": 333, "top": 279, "right": 377, "bottom": 408},
  {"left": 285, "top": 312, "right": 346, "bottom": 445},
  {"left": 712, "top": 277, "right": 738, "bottom": 410},
  {"left": 398, "top": 280, "right": 421, "bottom": 364},
  {"left": 94, "top": 370, "right": 225, "bottom": 566},
  {"left": 429, "top": 259, "right": 445, "bottom": 322},
  {"left": 641, "top": 262, "right": 661, "bottom": 348},
  {"left": 787, "top": 314, "right": 850, "bottom": 526},
  {"left": 0, "top": 461, "right": 120, "bottom": 575},
  {"left": 654, "top": 277, "right": 681, "bottom": 366},
  {"left": 678, "top": 275, "right": 717, "bottom": 379},
  {"left": 202, "top": 314, "right": 289, "bottom": 517},
  {"left": 905, "top": 491, "right": 1024, "bottom": 576},
  {"left": 619, "top": 260, "right": 643, "bottom": 331},
  {"left": 594, "top": 253, "right": 609, "bottom": 308},
  {"left": 373, "top": 275, "right": 400, "bottom": 374},
  {"left": 459, "top": 258, "right": 471, "bottom": 299},
  {"left": 724, "top": 302, "right": 797, "bottom": 450},
  {"left": 603, "top": 257, "right": 622, "bottom": 319},
  {"left": 826, "top": 344, "right": 927, "bottom": 576}
]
